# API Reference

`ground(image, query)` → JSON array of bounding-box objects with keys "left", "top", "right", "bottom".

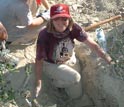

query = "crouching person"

[{"left": 34, "top": 4, "right": 113, "bottom": 99}]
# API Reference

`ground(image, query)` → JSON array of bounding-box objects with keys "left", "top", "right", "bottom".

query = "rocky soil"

[{"left": 0, "top": 0, "right": 124, "bottom": 107}]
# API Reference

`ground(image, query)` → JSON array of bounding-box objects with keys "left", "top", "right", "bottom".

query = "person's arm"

[
  {"left": 15, "top": 2, "right": 46, "bottom": 28},
  {"left": 35, "top": 58, "right": 44, "bottom": 97},
  {"left": 16, "top": 0, "right": 50, "bottom": 28},
  {"left": 42, "top": 0, "right": 50, "bottom": 9},
  {"left": 83, "top": 36, "right": 112, "bottom": 64},
  {"left": 28, "top": 17, "right": 44, "bottom": 27}
]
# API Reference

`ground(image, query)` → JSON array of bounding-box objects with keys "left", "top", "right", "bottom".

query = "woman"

[{"left": 35, "top": 3, "right": 113, "bottom": 99}]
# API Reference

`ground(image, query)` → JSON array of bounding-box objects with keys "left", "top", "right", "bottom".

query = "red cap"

[
  {"left": 50, "top": 4, "right": 71, "bottom": 19},
  {"left": 36, "top": 0, "right": 42, "bottom": 5}
]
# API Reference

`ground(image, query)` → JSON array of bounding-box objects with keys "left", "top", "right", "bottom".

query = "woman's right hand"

[{"left": 35, "top": 80, "right": 42, "bottom": 98}]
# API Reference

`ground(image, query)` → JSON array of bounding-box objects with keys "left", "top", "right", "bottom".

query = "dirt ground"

[{"left": 0, "top": 0, "right": 124, "bottom": 107}]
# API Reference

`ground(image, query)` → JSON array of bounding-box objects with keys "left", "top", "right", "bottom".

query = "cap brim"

[{"left": 51, "top": 14, "right": 71, "bottom": 19}]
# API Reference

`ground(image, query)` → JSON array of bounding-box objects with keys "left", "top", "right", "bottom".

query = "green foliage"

[
  {"left": 0, "top": 71, "right": 15, "bottom": 102},
  {"left": 0, "top": 53, "right": 17, "bottom": 103}
]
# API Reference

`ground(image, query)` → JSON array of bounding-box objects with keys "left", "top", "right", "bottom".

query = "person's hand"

[
  {"left": 110, "top": 60, "right": 116, "bottom": 65},
  {"left": 103, "top": 53, "right": 115, "bottom": 65},
  {"left": 35, "top": 80, "right": 42, "bottom": 98}
]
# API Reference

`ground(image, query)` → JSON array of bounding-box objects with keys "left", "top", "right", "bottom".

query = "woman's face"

[{"left": 52, "top": 17, "right": 70, "bottom": 32}]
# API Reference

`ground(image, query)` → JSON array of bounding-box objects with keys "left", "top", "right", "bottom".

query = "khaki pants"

[{"left": 43, "top": 56, "right": 83, "bottom": 99}]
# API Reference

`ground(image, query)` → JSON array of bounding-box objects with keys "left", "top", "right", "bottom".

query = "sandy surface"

[{"left": 0, "top": 41, "right": 95, "bottom": 107}]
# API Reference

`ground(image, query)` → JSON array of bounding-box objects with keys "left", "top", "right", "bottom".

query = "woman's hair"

[{"left": 46, "top": 18, "right": 74, "bottom": 33}]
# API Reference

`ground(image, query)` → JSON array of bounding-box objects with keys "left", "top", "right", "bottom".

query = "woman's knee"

[
  {"left": 73, "top": 71, "right": 81, "bottom": 84},
  {"left": 59, "top": 64, "right": 81, "bottom": 85}
]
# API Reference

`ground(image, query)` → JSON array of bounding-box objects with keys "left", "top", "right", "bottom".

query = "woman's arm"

[
  {"left": 35, "top": 58, "right": 44, "bottom": 97},
  {"left": 83, "top": 36, "right": 112, "bottom": 64}
]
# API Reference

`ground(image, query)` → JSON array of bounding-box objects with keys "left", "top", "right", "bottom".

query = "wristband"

[
  {"left": 36, "top": 10, "right": 50, "bottom": 21},
  {"left": 36, "top": 13, "right": 42, "bottom": 18}
]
